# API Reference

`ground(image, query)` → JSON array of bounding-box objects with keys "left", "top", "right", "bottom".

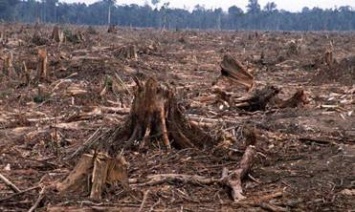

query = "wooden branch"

[
  {"left": 138, "top": 189, "right": 150, "bottom": 212},
  {"left": 240, "top": 190, "right": 283, "bottom": 205},
  {"left": 28, "top": 186, "right": 45, "bottom": 212},
  {"left": 133, "top": 174, "right": 219, "bottom": 186},
  {"left": 0, "top": 173, "right": 21, "bottom": 193},
  {"left": 222, "top": 145, "right": 257, "bottom": 202},
  {"left": 131, "top": 144, "right": 257, "bottom": 203},
  {"left": 0, "top": 186, "right": 40, "bottom": 203}
]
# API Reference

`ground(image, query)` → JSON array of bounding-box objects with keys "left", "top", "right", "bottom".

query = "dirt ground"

[{"left": 0, "top": 25, "right": 354, "bottom": 211}]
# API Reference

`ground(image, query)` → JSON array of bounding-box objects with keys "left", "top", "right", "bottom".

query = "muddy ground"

[{"left": 0, "top": 25, "right": 354, "bottom": 211}]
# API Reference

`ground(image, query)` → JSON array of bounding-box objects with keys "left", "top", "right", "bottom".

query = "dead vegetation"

[{"left": 0, "top": 24, "right": 354, "bottom": 211}]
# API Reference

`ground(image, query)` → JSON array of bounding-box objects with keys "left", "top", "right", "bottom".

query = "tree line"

[{"left": 1, "top": 0, "right": 355, "bottom": 31}]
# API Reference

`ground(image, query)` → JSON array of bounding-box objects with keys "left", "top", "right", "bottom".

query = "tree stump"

[
  {"left": 36, "top": 48, "right": 48, "bottom": 82},
  {"left": 213, "top": 54, "right": 255, "bottom": 90},
  {"left": 56, "top": 77, "right": 219, "bottom": 199},
  {"left": 51, "top": 26, "right": 65, "bottom": 43}
]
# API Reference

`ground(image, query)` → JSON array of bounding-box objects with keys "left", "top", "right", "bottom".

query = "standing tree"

[
  {"left": 263, "top": 2, "right": 277, "bottom": 13},
  {"left": 228, "top": 6, "right": 244, "bottom": 29},
  {"left": 103, "top": 0, "right": 116, "bottom": 25},
  {"left": 247, "top": 0, "right": 261, "bottom": 14},
  {"left": 246, "top": 0, "right": 261, "bottom": 29},
  {"left": 0, "top": 0, "right": 20, "bottom": 20}
]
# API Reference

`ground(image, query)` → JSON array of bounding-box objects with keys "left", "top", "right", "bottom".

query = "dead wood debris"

[
  {"left": 269, "top": 89, "right": 309, "bottom": 109},
  {"left": 113, "top": 45, "right": 137, "bottom": 59},
  {"left": 36, "top": 48, "right": 48, "bottom": 82},
  {"left": 107, "top": 25, "right": 117, "bottom": 33},
  {"left": 0, "top": 172, "right": 21, "bottom": 193},
  {"left": 56, "top": 152, "right": 129, "bottom": 200},
  {"left": 28, "top": 186, "right": 46, "bottom": 212},
  {"left": 51, "top": 26, "right": 65, "bottom": 43},
  {"left": 213, "top": 54, "right": 254, "bottom": 90},
  {"left": 0, "top": 186, "right": 40, "bottom": 203},
  {"left": 234, "top": 85, "right": 280, "bottom": 111},
  {"left": 221, "top": 145, "right": 256, "bottom": 201},
  {"left": 129, "top": 145, "right": 257, "bottom": 202},
  {"left": 55, "top": 78, "right": 260, "bottom": 201}
]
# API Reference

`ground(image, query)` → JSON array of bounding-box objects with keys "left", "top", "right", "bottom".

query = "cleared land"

[{"left": 0, "top": 24, "right": 354, "bottom": 211}]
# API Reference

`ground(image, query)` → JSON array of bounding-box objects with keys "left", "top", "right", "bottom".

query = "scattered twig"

[
  {"left": 138, "top": 189, "right": 150, "bottom": 212},
  {"left": 0, "top": 186, "right": 40, "bottom": 203},
  {"left": 299, "top": 137, "right": 337, "bottom": 146},
  {"left": 259, "top": 202, "right": 288, "bottom": 212},
  {"left": 0, "top": 172, "right": 21, "bottom": 193},
  {"left": 133, "top": 174, "right": 219, "bottom": 187},
  {"left": 28, "top": 186, "right": 46, "bottom": 212}
]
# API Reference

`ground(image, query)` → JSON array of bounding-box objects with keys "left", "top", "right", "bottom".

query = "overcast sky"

[{"left": 62, "top": 0, "right": 355, "bottom": 12}]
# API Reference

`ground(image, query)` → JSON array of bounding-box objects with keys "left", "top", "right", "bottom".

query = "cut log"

[{"left": 214, "top": 54, "right": 254, "bottom": 90}]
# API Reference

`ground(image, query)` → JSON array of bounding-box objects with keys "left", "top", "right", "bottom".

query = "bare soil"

[{"left": 0, "top": 24, "right": 354, "bottom": 211}]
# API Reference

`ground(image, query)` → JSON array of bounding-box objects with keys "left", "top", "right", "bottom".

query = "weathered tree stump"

[
  {"left": 51, "top": 26, "right": 65, "bottom": 43},
  {"left": 57, "top": 77, "right": 219, "bottom": 199},
  {"left": 36, "top": 48, "right": 48, "bottom": 82},
  {"left": 113, "top": 45, "right": 137, "bottom": 59},
  {"left": 107, "top": 25, "right": 117, "bottom": 33}
]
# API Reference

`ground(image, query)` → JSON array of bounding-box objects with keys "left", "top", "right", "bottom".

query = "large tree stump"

[{"left": 57, "top": 77, "right": 219, "bottom": 199}]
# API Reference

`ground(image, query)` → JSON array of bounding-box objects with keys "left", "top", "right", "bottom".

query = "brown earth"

[{"left": 0, "top": 24, "right": 354, "bottom": 211}]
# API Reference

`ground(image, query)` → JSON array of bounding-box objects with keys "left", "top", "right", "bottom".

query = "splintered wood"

[
  {"left": 56, "top": 152, "right": 129, "bottom": 200},
  {"left": 214, "top": 54, "right": 254, "bottom": 90}
]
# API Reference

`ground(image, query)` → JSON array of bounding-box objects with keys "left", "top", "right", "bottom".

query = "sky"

[{"left": 62, "top": 0, "right": 355, "bottom": 12}]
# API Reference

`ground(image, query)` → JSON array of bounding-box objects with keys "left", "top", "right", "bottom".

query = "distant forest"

[{"left": 1, "top": 0, "right": 355, "bottom": 31}]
